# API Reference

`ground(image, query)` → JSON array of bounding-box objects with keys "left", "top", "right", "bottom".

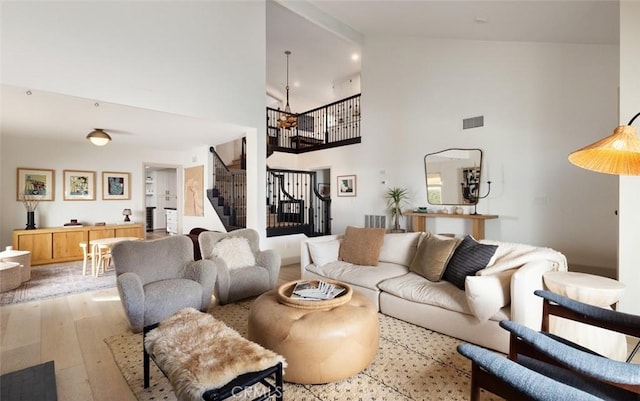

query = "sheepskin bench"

[{"left": 144, "top": 308, "right": 286, "bottom": 401}]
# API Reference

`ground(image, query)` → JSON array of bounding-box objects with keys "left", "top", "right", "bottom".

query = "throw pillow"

[
  {"left": 442, "top": 235, "right": 499, "bottom": 290},
  {"left": 338, "top": 226, "right": 386, "bottom": 266},
  {"left": 212, "top": 237, "right": 255, "bottom": 270},
  {"left": 307, "top": 239, "right": 341, "bottom": 267},
  {"left": 465, "top": 269, "right": 515, "bottom": 321},
  {"left": 409, "top": 233, "right": 460, "bottom": 282},
  {"left": 378, "top": 232, "right": 423, "bottom": 266}
]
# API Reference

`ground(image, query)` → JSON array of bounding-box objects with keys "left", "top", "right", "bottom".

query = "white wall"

[
  {"left": 617, "top": 1, "right": 640, "bottom": 314},
  {"left": 0, "top": 1, "right": 267, "bottom": 243},
  {"left": 297, "top": 37, "right": 619, "bottom": 272}
]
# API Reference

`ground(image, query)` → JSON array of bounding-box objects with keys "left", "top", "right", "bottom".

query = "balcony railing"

[{"left": 266, "top": 94, "right": 361, "bottom": 153}]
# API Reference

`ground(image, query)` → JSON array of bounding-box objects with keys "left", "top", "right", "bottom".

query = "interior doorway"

[{"left": 144, "top": 164, "right": 179, "bottom": 237}]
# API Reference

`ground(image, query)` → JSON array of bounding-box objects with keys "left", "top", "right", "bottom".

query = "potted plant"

[{"left": 386, "top": 187, "right": 409, "bottom": 232}]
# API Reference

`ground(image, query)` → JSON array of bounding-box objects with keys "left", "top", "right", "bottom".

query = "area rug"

[
  {"left": 0, "top": 360, "right": 57, "bottom": 401},
  {"left": 105, "top": 300, "right": 502, "bottom": 401},
  {"left": 0, "top": 261, "right": 115, "bottom": 305}
]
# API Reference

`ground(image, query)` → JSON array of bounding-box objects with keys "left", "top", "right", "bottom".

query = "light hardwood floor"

[
  {"left": 0, "top": 263, "right": 301, "bottom": 401},
  {"left": 4, "top": 263, "right": 638, "bottom": 400}
]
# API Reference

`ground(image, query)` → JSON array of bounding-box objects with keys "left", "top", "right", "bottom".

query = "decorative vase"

[{"left": 26, "top": 211, "right": 36, "bottom": 230}]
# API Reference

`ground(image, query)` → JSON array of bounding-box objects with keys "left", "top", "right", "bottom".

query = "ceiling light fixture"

[
  {"left": 278, "top": 50, "right": 297, "bottom": 129},
  {"left": 86, "top": 128, "right": 112, "bottom": 146}
]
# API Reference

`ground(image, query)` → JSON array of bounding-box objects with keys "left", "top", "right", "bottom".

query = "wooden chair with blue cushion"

[{"left": 457, "top": 290, "right": 640, "bottom": 401}]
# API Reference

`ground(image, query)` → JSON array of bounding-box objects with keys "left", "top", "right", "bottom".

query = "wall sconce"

[
  {"left": 86, "top": 128, "right": 112, "bottom": 146},
  {"left": 123, "top": 208, "right": 132, "bottom": 222}
]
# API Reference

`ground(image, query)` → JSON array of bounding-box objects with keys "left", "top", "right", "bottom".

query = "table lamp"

[{"left": 123, "top": 208, "right": 132, "bottom": 222}]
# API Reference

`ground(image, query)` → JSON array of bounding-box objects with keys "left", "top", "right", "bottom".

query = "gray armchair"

[
  {"left": 111, "top": 235, "right": 217, "bottom": 333},
  {"left": 198, "top": 228, "right": 280, "bottom": 304}
]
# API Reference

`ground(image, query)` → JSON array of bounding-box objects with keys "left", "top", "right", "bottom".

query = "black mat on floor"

[{"left": 0, "top": 360, "right": 57, "bottom": 401}]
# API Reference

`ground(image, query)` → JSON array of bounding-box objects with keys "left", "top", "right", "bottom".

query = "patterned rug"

[
  {"left": 105, "top": 300, "right": 502, "bottom": 401},
  {"left": 0, "top": 260, "right": 115, "bottom": 305}
]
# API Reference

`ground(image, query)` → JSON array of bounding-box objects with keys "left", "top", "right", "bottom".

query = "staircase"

[
  {"left": 204, "top": 95, "right": 361, "bottom": 236},
  {"left": 208, "top": 147, "right": 246, "bottom": 231}
]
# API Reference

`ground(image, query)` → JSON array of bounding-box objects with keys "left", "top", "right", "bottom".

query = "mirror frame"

[{"left": 424, "top": 148, "right": 483, "bottom": 206}]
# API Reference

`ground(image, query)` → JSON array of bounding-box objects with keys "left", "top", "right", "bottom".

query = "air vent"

[
  {"left": 463, "top": 116, "right": 484, "bottom": 130},
  {"left": 365, "top": 215, "right": 386, "bottom": 229}
]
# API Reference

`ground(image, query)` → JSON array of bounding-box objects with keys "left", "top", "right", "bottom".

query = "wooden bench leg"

[
  {"left": 143, "top": 324, "right": 158, "bottom": 389},
  {"left": 275, "top": 362, "right": 283, "bottom": 401}
]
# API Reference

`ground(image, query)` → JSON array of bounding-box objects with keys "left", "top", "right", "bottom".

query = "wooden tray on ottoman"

[{"left": 277, "top": 279, "right": 352, "bottom": 309}]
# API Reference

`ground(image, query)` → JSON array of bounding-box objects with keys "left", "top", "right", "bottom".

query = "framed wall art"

[
  {"left": 17, "top": 167, "right": 55, "bottom": 201},
  {"left": 102, "top": 171, "right": 131, "bottom": 200},
  {"left": 63, "top": 170, "right": 96, "bottom": 200},
  {"left": 184, "top": 165, "right": 204, "bottom": 216},
  {"left": 337, "top": 175, "right": 357, "bottom": 197}
]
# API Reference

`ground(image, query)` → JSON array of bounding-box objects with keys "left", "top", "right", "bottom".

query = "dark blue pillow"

[{"left": 443, "top": 235, "right": 498, "bottom": 290}]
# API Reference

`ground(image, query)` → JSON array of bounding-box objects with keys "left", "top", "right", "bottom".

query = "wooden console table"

[
  {"left": 12, "top": 223, "right": 144, "bottom": 265},
  {"left": 404, "top": 212, "right": 498, "bottom": 240}
]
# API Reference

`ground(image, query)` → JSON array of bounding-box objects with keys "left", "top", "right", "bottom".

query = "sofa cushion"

[
  {"left": 378, "top": 232, "right": 423, "bottom": 266},
  {"left": 409, "top": 233, "right": 459, "bottom": 282},
  {"left": 212, "top": 237, "right": 255, "bottom": 269},
  {"left": 378, "top": 272, "right": 510, "bottom": 321},
  {"left": 443, "top": 235, "right": 498, "bottom": 289},
  {"left": 306, "top": 261, "right": 409, "bottom": 292},
  {"left": 465, "top": 269, "right": 515, "bottom": 321},
  {"left": 339, "top": 226, "right": 386, "bottom": 266},
  {"left": 378, "top": 272, "right": 471, "bottom": 315},
  {"left": 308, "top": 239, "right": 341, "bottom": 267}
]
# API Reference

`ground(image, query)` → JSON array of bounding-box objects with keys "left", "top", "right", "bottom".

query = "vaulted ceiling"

[{"left": 2, "top": 1, "right": 619, "bottom": 150}]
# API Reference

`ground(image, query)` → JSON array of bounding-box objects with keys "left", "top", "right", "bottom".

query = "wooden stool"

[{"left": 144, "top": 308, "right": 285, "bottom": 401}]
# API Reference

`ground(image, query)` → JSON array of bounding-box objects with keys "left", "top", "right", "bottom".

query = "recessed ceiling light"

[{"left": 351, "top": 53, "right": 360, "bottom": 61}]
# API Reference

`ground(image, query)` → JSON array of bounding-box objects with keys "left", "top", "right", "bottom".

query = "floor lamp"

[{"left": 568, "top": 111, "right": 640, "bottom": 362}]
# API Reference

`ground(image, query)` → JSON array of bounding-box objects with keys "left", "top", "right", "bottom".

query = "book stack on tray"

[{"left": 291, "top": 280, "right": 345, "bottom": 301}]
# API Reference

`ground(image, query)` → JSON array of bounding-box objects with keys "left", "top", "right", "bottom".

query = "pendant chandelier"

[{"left": 278, "top": 50, "right": 297, "bottom": 129}]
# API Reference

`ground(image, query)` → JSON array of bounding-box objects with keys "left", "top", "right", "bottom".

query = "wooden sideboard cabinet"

[{"left": 13, "top": 223, "right": 144, "bottom": 265}]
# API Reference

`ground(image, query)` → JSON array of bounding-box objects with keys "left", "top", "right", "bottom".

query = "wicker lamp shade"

[{"left": 569, "top": 122, "right": 640, "bottom": 176}]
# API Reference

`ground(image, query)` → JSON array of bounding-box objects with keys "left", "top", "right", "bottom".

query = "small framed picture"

[
  {"left": 63, "top": 170, "right": 96, "bottom": 200},
  {"left": 318, "top": 183, "right": 330, "bottom": 197},
  {"left": 337, "top": 175, "right": 357, "bottom": 197},
  {"left": 103, "top": 171, "right": 131, "bottom": 200},
  {"left": 17, "top": 167, "right": 55, "bottom": 201}
]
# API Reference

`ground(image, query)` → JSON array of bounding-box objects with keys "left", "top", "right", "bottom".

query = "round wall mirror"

[{"left": 424, "top": 148, "right": 483, "bottom": 205}]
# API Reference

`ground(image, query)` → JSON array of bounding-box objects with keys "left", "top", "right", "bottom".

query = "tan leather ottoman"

[{"left": 248, "top": 284, "right": 379, "bottom": 384}]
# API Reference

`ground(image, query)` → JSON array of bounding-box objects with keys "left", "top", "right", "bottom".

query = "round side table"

[
  {"left": 543, "top": 270, "right": 627, "bottom": 361},
  {"left": 0, "top": 248, "right": 32, "bottom": 282},
  {"left": 0, "top": 261, "right": 22, "bottom": 292}
]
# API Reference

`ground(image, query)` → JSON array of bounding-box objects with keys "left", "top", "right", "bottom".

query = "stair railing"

[
  {"left": 267, "top": 168, "right": 331, "bottom": 237},
  {"left": 209, "top": 146, "right": 247, "bottom": 229}
]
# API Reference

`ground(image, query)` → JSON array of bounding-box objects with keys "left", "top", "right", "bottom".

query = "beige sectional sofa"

[{"left": 300, "top": 230, "right": 568, "bottom": 353}]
